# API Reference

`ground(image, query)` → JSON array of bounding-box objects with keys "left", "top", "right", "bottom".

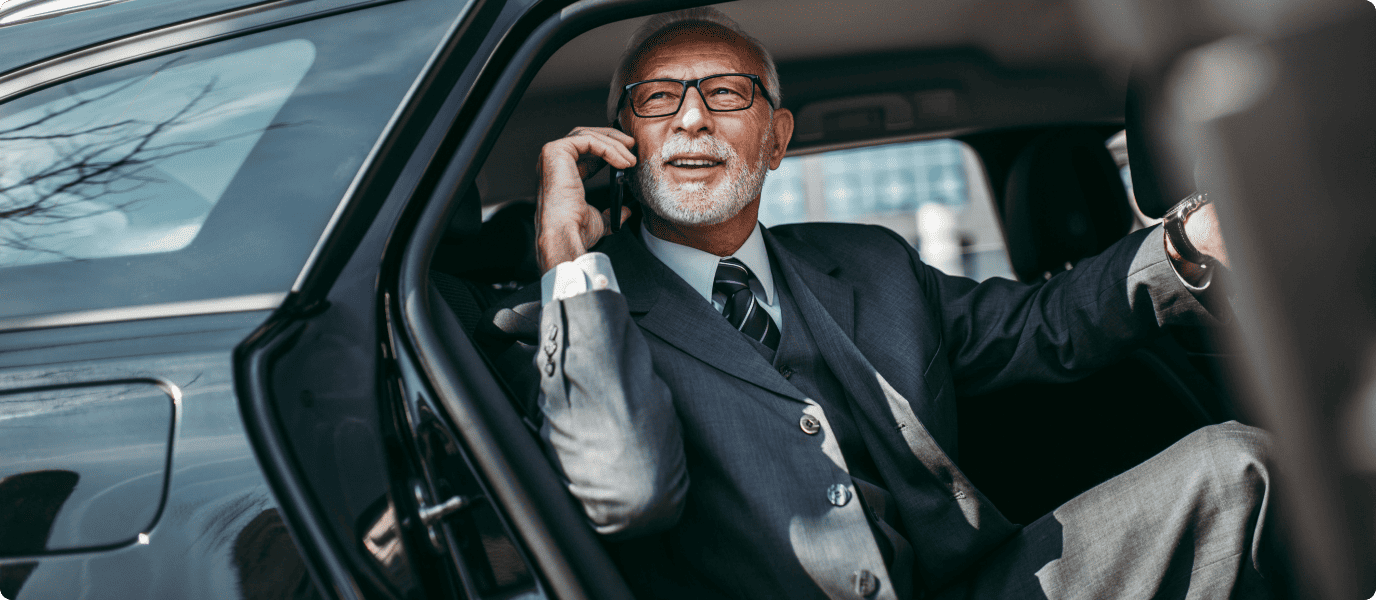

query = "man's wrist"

[
  {"left": 1162, "top": 193, "right": 1216, "bottom": 265},
  {"left": 540, "top": 252, "right": 620, "bottom": 305},
  {"left": 1161, "top": 192, "right": 1220, "bottom": 288},
  {"left": 538, "top": 226, "right": 589, "bottom": 274}
]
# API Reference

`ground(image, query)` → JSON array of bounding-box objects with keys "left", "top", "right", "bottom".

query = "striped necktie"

[{"left": 713, "top": 257, "right": 781, "bottom": 351}]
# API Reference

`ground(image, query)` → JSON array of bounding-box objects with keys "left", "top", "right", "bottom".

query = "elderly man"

[{"left": 531, "top": 8, "right": 1275, "bottom": 599}]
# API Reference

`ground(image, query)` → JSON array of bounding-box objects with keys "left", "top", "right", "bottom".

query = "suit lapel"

[
  {"left": 768, "top": 233, "right": 863, "bottom": 375},
  {"left": 774, "top": 234, "right": 886, "bottom": 407},
  {"left": 762, "top": 228, "right": 855, "bottom": 341},
  {"left": 599, "top": 229, "right": 805, "bottom": 403},
  {"left": 767, "top": 229, "right": 908, "bottom": 426},
  {"left": 767, "top": 229, "right": 930, "bottom": 423}
]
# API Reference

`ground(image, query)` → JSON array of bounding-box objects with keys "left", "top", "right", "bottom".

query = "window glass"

[
  {"left": 0, "top": 0, "right": 460, "bottom": 322},
  {"left": 759, "top": 139, "right": 1014, "bottom": 281},
  {"left": 0, "top": 40, "right": 314, "bottom": 267}
]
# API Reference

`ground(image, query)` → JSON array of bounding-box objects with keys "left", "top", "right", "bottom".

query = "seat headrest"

[
  {"left": 1002, "top": 129, "right": 1134, "bottom": 282},
  {"left": 1125, "top": 73, "right": 1195, "bottom": 218},
  {"left": 444, "top": 182, "right": 484, "bottom": 242},
  {"left": 433, "top": 201, "right": 540, "bottom": 285}
]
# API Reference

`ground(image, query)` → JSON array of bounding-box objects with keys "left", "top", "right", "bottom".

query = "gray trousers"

[{"left": 931, "top": 422, "right": 1277, "bottom": 600}]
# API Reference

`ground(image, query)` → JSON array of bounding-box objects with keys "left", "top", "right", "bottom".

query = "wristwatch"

[{"left": 1163, "top": 192, "right": 1215, "bottom": 267}]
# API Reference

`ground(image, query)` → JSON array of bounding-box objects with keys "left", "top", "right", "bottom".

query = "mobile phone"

[
  {"left": 609, "top": 166, "right": 627, "bottom": 233},
  {"left": 609, "top": 120, "right": 632, "bottom": 234}
]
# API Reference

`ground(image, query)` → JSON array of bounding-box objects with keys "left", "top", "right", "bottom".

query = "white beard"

[{"left": 634, "top": 129, "right": 771, "bottom": 226}]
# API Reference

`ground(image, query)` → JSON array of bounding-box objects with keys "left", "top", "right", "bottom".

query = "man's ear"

[
  {"left": 768, "top": 108, "right": 794, "bottom": 170},
  {"left": 611, "top": 116, "right": 639, "bottom": 159}
]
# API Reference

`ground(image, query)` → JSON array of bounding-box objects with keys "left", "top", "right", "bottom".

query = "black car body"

[{"left": 2, "top": 0, "right": 1373, "bottom": 598}]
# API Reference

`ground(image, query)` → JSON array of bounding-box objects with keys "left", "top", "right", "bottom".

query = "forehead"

[{"left": 625, "top": 24, "right": 763, "bottom": 82}]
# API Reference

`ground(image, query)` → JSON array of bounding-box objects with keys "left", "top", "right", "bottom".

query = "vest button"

[
  {"left": 852, "top": 569, "right": 879, "bottom": 597},
  {"left": 826, "top": 483, "right": 851, "bottom": 507},
  {"left": 799, "top": 414, "right": 821, "bottom": 435},
  {"left": 778, "top": 365, "right": 793, "bottom": 379}
]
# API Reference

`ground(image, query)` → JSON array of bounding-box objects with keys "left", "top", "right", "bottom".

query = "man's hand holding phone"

[{"left": 535, "top": 126, "right": 636, "bottom": 274}]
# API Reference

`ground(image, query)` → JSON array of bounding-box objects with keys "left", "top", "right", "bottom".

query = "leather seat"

[
  {"left": 1001, "top": 128, "right": 1135, "bottom": 282},
  {"left": 429, "top": 185, "right": 543, "bottom": 424}
]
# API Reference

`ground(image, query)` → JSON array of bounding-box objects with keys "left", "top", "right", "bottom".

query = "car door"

[
  {"left": 228, "top": 0, "right": 626, "bottom": 597},
  {"left": 240, "top": 0, "right": 744, "bottom": 596},
  {"left": 0, "top": 0, "right": 469, "bottom": 598}
]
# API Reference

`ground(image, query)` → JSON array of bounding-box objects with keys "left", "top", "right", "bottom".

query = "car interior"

[{"left": 405, "top": 0, "right": 1274, "bottom": 594}]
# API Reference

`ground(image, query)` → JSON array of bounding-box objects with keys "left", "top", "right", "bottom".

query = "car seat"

[
  {"left": 1001, "top": 129, "right": 1135, "bottom": 281},
  {"left": 428, "top": 184, "right": 545, "bottom": 426},
  {"left": 957, "top": 127, "right": 1227, "bottom": 525}
]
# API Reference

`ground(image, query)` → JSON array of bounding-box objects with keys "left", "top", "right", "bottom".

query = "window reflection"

[
  {"left": 235, "top": 508, "right": 321, "bottom": 600},
  {"left": 0, "top": 470, "right": 79, "bottom": 555},
  {"left": 0, "top": 469, "right": 76, "bottom": 597},
  {"left": 0, "top": 39, "right": 314, "bottom": 267},
  {"left": 758, "top": 139, "right": 1013, "bottom": 281},
  {"left": 0, "top": 382, "right": 172, "bottom": 552},
  {"left": 359, "top": 495, "right": 413, "bottom": 590}
]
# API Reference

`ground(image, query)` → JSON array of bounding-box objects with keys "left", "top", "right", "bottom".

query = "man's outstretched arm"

[
  {"left": 533, "top": 127, "right": 687, "bottom": 539},
  {"left": 897, "top": 222, "right": 1225, "bottom": 397}
]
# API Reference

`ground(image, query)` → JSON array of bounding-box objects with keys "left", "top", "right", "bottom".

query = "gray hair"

[{"left": 606, "top": 7, "right": 781, "bottom": 123}]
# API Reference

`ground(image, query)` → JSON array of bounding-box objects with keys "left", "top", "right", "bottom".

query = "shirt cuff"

[{"left": 540, "top": 252, "right": 621, "bottom": 305}]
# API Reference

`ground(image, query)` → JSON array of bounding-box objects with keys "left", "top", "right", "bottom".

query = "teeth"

[{"left": 670, "top": 159, "right": 719, "bottom": 167}]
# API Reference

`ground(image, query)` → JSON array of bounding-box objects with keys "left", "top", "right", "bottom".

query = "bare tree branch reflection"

[{"left": 0, "top": 71, "right": 294, "bottom": 261}]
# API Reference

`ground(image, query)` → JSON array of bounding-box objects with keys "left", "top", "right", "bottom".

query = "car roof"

[{"left": 530, "top": 0, "right": 1113, "bottom": 95}]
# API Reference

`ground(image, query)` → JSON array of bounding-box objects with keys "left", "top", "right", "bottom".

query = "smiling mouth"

[{"left": 667, "top": 158, "right": 723, "bottom": 168}]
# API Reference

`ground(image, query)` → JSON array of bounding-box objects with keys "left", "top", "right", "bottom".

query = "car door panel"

[
  {"left": 0, "top": 0, "right": 468, "bottom": 597},
  {"left": 0, "top": 380, "right": 174, "bottom": 553},
  {"left": 0, "top": 311, "right": 304, "bottom": 600}
]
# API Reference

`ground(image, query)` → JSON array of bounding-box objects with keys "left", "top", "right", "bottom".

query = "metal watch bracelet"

[{"left": 1163, "top": 192, "right": 1213, "bottom": 266}]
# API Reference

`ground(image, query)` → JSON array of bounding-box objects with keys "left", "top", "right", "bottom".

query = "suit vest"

[{"left": 739, "top": 265, "right": 919, "bottom": 598}]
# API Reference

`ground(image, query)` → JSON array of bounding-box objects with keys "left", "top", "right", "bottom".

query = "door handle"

[
  {"left": 418, "top": 492, "right": 474, "bottom": 527},
  {"left": 412, "top": 483, "right": 478, "bottom": 551}
]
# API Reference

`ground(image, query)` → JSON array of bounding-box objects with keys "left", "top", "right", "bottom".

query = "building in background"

[{"left": 758, "top": 138, "right": 1014, "bottom": 281}]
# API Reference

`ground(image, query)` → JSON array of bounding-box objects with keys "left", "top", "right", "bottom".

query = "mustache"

[{"left": 657, "top": 133, "right": 737, "bottom": 162}]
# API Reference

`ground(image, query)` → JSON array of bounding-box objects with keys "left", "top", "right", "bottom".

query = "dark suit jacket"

[{"left": 535, "top": 222, "right": 1211, "bottom": 599}]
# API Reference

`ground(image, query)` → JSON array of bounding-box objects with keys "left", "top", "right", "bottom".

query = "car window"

[
  {"left": 0, "top": 0, "right": 459, "bottom": 323},
  {"left": 0, "top": 39, "right": 314, "bottom": 267},
  {"left": 758, "top": 138, "right": 1014, "bottom": 281}
]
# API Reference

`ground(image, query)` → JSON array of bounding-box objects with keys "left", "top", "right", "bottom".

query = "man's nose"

[{"left": 671, "top": 86, "right": 714, "bottom": 134}]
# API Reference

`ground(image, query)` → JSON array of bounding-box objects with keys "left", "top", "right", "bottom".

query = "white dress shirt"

[
  {"left": 540, "top": 222, "right": 784, "bottom": 329},
  {"left": 636, "top": 221, "right": 782, "bottom": 328}
]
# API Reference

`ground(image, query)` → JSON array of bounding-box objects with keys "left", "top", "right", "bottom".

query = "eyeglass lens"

[{"left": 629, "top": 75, "right": 756, "bottom": 118}]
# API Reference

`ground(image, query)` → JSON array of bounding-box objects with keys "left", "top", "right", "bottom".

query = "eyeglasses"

[{"left": 618, "top": 73, "right": 773, "bottom": 119}]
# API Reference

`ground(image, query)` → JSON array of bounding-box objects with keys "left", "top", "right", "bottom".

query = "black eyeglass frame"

[{"left": 616, "top": 73, "right": 775, "bottom": 119}]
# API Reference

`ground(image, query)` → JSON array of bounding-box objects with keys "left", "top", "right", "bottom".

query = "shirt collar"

[{"left": 640, "top": 220, "right": 775, "bottom": 306}]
